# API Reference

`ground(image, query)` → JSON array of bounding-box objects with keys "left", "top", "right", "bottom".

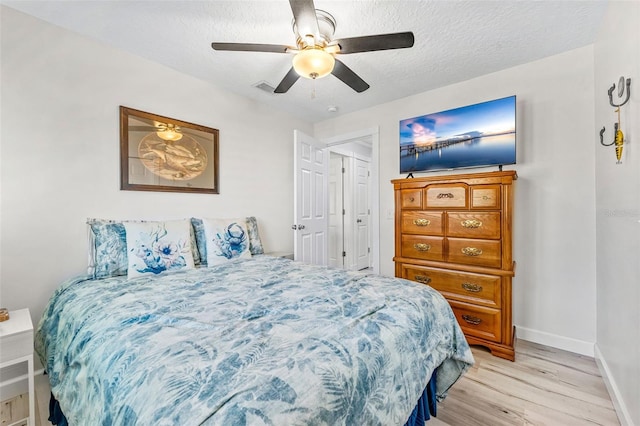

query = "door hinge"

[
  {"left": 368, "top": 247, "right": 371, "bottom": 253},
  {"left": 342, "top": 167, "right": 345, "bottom": 173},
  {"left": 342, "top": 209, "right": 345, "bottom": 215},
  {"left": 342, "top": 251, "right": 346, "bottom": 257}
]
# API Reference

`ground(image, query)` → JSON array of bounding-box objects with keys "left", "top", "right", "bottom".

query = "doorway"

[
  {"left": 328, "top": 152, "right": 371, "bottom": 270},
  {"left": 324, "top": 129, "right": 379, "bottom": 273},
  {"left": 293, "top": 128, "right": 380, "bottom": 273}
]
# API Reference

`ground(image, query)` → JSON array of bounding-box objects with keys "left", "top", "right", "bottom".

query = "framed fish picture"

[{"left": 120, "top": 106, "right": 219, "bottom": 194}]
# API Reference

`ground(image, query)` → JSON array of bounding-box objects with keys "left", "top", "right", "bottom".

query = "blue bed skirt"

[
  {"left": 49, "top": 369, "right": 438, "bottom": 425},
  {"left": 405, "top": 369, "right": 438, "bottom": 425}
]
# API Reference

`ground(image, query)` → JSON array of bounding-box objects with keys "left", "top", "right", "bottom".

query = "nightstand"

[
  {"left": 0, "top": 309, "right": 35, "bottom": 426},
  {"left": 266, "top": 251, "right": 294, "bottom": 260}
]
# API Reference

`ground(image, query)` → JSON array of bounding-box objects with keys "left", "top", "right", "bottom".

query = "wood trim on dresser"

[{"left": 392, "top": 170, "right": 517, "bottom": 361}]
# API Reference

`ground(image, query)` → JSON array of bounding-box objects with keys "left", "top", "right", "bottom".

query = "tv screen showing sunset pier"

[{"left": 400, "top": 96, "right": 516, "bottom": 173}]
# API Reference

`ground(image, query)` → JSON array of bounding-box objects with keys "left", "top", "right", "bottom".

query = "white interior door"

[
  {"left": 354, "top": 158, "right": 371, "bottom": 270},
  {"left": 328, "top": 153, "right": 344, "bottom": 268},
  {"left": 294, "top": 130, "right": 328, "bottom": 265}
]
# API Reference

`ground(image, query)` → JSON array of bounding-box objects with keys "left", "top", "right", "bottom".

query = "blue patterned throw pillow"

[
  {"left": 124, "top": 220, "right": 195, "bottom": 278},
  {"left": 88, "top": 218, "right": 201, "bottom": 279},
  {"left": 202, "top": 218, "right": 252, "bottom": 266},
  {"left": 245, "top": 216, "right": 265, "bottom": 255},
  {"left": 87, "top": 219, "right": 129, "bottom": 279},
  {"left": 192, "top": 216, "right": 264, "bottom": 265}
]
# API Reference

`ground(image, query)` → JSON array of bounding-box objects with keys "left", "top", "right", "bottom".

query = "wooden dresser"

[{"left": 392, "top": 170, "right": 517, "bottom": 361}]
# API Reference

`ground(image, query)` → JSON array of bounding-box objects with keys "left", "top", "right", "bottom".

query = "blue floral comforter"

[{"left": 36, "top": 256, "right": 473, "bottom": 425}]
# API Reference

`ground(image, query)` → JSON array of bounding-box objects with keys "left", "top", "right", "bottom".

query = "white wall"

[
  {"left": 593, "top": 1, "right": 640, "bottom": 424},
  {"left": 315, "top": 46, "right": 598, "bottom": 355},
  {"left": 0, "top": 7, "right": 311, "bottom": 332}
]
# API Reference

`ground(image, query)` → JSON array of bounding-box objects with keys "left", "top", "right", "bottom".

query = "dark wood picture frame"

[{"left": 120, "top": 106, "right": 219, "bottom": 194}]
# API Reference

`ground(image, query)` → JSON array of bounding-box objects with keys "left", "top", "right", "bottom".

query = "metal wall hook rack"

[
  {"left": 599, "top": 76, "right": 631, "bottom": 164},
  {"left": 599, "top": 122, "right": 619, "bottom": 147},
  {"left": 607, "top": 76, "right": 631, "bottom": 108}
]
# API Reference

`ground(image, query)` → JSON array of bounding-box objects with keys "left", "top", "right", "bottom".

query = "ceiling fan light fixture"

[
  {"left": 157, "top": 128, "right": 183, "bottom": 141},
  {"left": 292, "top": 47, "right": 335, "bottom": 79}
]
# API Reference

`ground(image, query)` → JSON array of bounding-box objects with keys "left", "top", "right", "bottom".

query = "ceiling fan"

[
  {"left": 129, "top": 122, "right": 186, "bottom": 141},
  {"left": 211, "top": 0, "right": 414, "bottom": 94}
]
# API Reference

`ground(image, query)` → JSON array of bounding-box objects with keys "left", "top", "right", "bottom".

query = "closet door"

[
  {"left": 328, "top": 153, "right": 345, "bottom": 268},
  {"left": 354, "top": 158, "right": 371, "bottom": 270}
]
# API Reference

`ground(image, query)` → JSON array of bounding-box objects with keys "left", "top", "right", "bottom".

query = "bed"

[{"left": 35, "top": 218, "right": 473, "bottom": 425}]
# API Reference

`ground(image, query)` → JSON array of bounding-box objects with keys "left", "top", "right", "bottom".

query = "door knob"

[
  {"left": 298, "top": 225, "right": 306, "bottom": 230},
  {"left": 357, "top": 219, "right": 362, "bottom": 223}
]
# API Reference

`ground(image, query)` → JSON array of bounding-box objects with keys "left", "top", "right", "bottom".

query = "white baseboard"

[
  {"left": 594, "top": 344, "right": 634, "bottom": 426},
  {"left": 516, "top": 325, "right": 595, "bottom": 357}
]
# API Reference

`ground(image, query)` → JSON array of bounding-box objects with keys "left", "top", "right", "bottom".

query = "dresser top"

[
  {"left": 391, "top": 170, "right": 517, "bottom": 187},
  {"left": 0, "top": 308, "right": 33, "bottom": 338}
]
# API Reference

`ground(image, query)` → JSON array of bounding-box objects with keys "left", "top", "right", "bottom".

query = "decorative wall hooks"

[{"left": 599, "top": 76, "right": 631, "bottom": 164}]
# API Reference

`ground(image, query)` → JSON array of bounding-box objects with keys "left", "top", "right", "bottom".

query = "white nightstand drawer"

[
  {"left": 0, "top": 309, "right": 34, "bottom": 364},
  {"left": 0, "top": 308, "right": 35, "bottom": 425}
]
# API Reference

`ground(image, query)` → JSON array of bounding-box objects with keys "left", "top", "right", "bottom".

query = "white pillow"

[
  {"left": 202, "top": 218, "right": 252, "bottom": 266},
  {"left": 124, "top": 219, "right": 195, "bottom": 278}
]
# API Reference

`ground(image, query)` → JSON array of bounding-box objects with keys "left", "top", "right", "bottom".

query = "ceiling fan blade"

[
  {"left": 335, "top": 32, "right": 415, "bottom": 54},
  {"left": 211, "top": 42, "right": 290, "bottom": 53},
  {"left": 274, "top": 67, "right": 300, "bottom": 93},
  {"left": 289, "top": 0, "right": 319, "bottom": 40},
  {"left": 331, "top": 59, "right": 369, "bottom": 93}
]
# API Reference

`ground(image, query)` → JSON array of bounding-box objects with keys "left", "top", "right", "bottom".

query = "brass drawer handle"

[
  {"left": 461, "top": 219, "right": 482, "bottom": 228},
  {"left": 437, "top": 192, "right": 454, "bottom": 199},
  {"left": 415, "top": 275, "right": 432, "bottom": 284},
  {"left": 462, "top": 314, "right": 482, "bottom": 325},
  {"left": 461, "top": 282, "right": 483, "bottom": 293},
  {"left": 413, "top": 219, "right": 431, "bottom": 226},
  {"left": 461, "top": 247, "right": 482, "bottom": 256},
  {"left": 414, "top": 243, "right": 431, "bottom": 252},
  {"left": 409, "top": 196, "right": 415, "bottom": 202}
]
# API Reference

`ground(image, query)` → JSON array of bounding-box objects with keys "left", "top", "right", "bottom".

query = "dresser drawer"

[
  {"left": 401, "top": 265, "right": 501, "bottom": 308},
  {"left": 401, "top": 264, "right": 438, "bottom": 286},
  {"left": 449, "top": 300, "right": 502, "bottom": 342},
  {"left": 401, "top": 235, "right": 444, "bottom": 261},
  {"left": 401, "top": 189, "right": 422, "bottom": 209},
  {"left": 447, "top": 212, "right": 501, "bottom": 239},
  {"left": 425, "top": 184, "right": 468, "bottom": 209},
  {"left": 401, "top": 211, "right": 444, "bottom": 235},
  {"left": 471, "top": 185, "right": 501, "bottom": 209},
  {"left": 447, "top": 238, "right": 501, "bottom": 268}
]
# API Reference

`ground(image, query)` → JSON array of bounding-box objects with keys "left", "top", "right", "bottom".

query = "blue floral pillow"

[
  {"left": 124, "top": 220, "right": 195, "bottom": 278},
  {"left": 88, "top": 218, "right": 201, "bottom": 279},
  {"left": 202, "top": 218, "right": 252, "bottom": 266}
]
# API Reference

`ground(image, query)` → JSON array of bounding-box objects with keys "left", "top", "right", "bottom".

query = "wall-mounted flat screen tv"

[{"left": 399, "top": 95, "right": 516, "bottom": 173}]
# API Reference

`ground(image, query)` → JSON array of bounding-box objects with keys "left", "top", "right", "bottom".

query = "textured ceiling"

[{"left": 3, "top": 0, "right": 608, "bottom": 123}]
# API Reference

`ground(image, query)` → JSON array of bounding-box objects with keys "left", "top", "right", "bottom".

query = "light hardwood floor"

[
  {"left": 3, "top": 340, "right": 619, "bottom": 425},
  {"left": 436, "top": 340, "right": 620, "bottom": 425}
]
